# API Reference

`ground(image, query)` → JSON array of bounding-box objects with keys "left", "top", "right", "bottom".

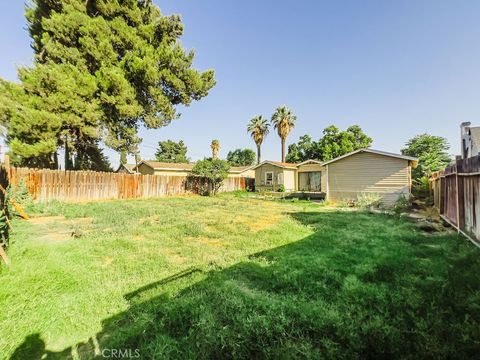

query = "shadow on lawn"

[{"left": 11, "top": 211, "right": 480, "bottom": 359}]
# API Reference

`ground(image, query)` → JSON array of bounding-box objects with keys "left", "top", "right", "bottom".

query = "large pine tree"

[{"left": 1, "top": 0, "right": 215, "bottom": 169}]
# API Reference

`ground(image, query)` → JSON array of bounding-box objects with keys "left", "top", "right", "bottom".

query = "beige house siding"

[
  {"left": 137, "top": 165, "right": 190, "bottom": 177},
  {"left": 283, "top": 168, "right": 296, "bottom": 191},
  {"left": 254, "top": 164, "right": 295, "bottom": 191},
  {"left": 228, "top": 169, "right": 255, "bottom": 178},
  {"left": 327, "top": 152, "right": 411, "bottom": 206},
  {"left": 153, "top": 169, "right": 191, "bottom": 177}
]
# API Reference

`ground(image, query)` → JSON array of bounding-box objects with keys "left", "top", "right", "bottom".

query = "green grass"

[{"left": 1, "top": 194, "right": 479, "bottom": 359}]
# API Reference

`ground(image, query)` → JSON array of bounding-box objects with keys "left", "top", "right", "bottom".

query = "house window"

[
  {"left": 277, "top": 172, "right": 284, "bottom": 184},
  {"left": 265, "top": 172, "right": 273, "bottom": 185}
]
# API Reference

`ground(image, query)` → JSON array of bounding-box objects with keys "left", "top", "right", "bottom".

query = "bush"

[
  {"left": 356, "top": 192, "right": 382, "bottom": 209},
  {"left": 277, "top": 184, "right": 285, "bottom": 192},
  {"left": 412, "top": 176, "right": 433, "bottom": 206},
  {"left": 192, "top": 159, "right": 230, "bottom": 195},
  {"left": 392, "top": 194, "right": 412, "bottom": 214},
  {"left": 0, "top": 209, "right": 8, "bottom": 248},
  {"left": 6, "top": 179, "right": 33, "bottom": 216},
  {"left": 337, "top": 198, "right": 355, "bottom": 208}
]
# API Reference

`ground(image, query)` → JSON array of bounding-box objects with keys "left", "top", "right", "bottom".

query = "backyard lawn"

[{"left": 1, "top": 193, "right": 480, "bottom": 359}]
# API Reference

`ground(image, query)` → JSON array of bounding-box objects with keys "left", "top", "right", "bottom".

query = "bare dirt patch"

[
  {"left": 247, "top": 215, "right": 282, "bottom": 232},
  {"left": 28, "top": 215, "right": 66, "bottom": 225},
  {"left": 28, "top": 216, "right": 94, "bottom": 243},
  {"left": 169, "top": 254, "right": 187, "bottom": 264},
  {"left": 161, "top": 248, "right": 188, "bottom": 264},
  {"left": 197, "top": 237, "right": 226, "bottom": 247}
]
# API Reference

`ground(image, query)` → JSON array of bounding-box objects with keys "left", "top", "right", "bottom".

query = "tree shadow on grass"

[{"left": 11, "top": 211, "right": 480, "bottom": 359}]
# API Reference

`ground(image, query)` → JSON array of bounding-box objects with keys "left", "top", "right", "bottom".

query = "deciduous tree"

[
  {"left": 285, "top": 135, "right": 315, "bottom": 163},
  {"left": 317, "top": 125, "right": 372, "bottom": 161},
  {"left": 286, "top": 125, "right": 372, "bottom": 162},
  {"left": 226, "top": 149, "right": 255, "bottom": 166},
  {"left": 192, "top": 159, "right": 230, "bottom": 195},
  {"left": 401, "top": 134, "right": 451, "bottom": 180}
]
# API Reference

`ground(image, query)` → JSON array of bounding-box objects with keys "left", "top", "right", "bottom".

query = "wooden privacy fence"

[
  {"left": 430, "top": 155, "right": 480, "bottom": 246},
  {"left": 1, "top": 166, "right": 251, "bottom": 203}
]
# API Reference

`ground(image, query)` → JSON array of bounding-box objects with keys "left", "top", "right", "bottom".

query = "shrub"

[
  {"left": 356, "top": 192, "right": 382, "bottom": 209},
  {"left": 392, "top": 194, "right": 412, "bottom": 214},
  {"left": 337, "top": 198, "right": 355, "bottom": 208},
  {"left": 277, "top": 184, "right": 285, "bottom": 192},
  {"left": 0, "top": 209, "right": 8, "bottom": 248},
  {"left": 6, "top": 179, "right": 33, "bottom": 216},
  {"left": 192, "top": 159, "right": 230, "bottom": 195},
  {"left": 412, "top": 176, "right": 433, "bottom": 206}
]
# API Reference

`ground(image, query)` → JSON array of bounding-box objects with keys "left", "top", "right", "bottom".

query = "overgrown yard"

[{"left": 1, "top": 194, "right": 479, "bottom": 359}]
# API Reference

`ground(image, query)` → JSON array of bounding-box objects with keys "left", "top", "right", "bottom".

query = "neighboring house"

[
  {"left": 254, "top": 148, "right": 418, "bottom": 206},
  {"left": 136, "top": 161, "right": 194, "bottom": 176},
  {"left": 116, "top": 163, "right": 138, "bottom": 174},
  {"left": 460, "top": 122, "right": 480, "bottom": 159},
  {"left": 228, "top": 166, "right": 256, "bottom": 178},
  {"left": 135, "top": 160, "right": 255, "bottom": 178}
]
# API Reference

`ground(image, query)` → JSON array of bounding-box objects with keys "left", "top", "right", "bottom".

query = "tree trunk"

[
  {"left": 120, "top": 150, "right": 127, "bottom": 165},
  {"left": 65, "top": 141, "right": 72, "bottom": 170},
  {"left": 53, "top": 151, "right": 59, "bottom": 170},
  {"left": 257, "top": 144, "right": 261, "bottom": 164},
  {"left": 281, "top": 138, "right": 286, "bottom": 163}
]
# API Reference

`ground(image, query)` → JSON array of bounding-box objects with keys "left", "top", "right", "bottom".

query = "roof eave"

[
  {"left": 297, "top": 159, "right": 323, "bottom": 166},
  {"left": 321, "top": 148, "right": 418, "bottom": 166}
]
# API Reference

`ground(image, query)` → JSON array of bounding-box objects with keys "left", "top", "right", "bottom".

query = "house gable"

[{"left": 321, "top": 148, "right": 417, "bottom": 167}]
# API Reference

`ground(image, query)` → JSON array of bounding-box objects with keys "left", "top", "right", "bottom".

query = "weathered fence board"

[
  {"left": 431, "top": 156, "right": 480, "bottom": 246},
  {"left": 1, "top": 167, "right": 251, "bottom": 203}
]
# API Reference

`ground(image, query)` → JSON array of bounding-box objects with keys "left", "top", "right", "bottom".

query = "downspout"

[
  {"left": 408, "top": 162, "right": 412, "bottom": 196},
  {"left": 325, "top": 165, "right": 329, "bottom": 201}
]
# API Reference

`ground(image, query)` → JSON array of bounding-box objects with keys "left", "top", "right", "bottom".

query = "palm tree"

[
  {"left": 211, "top": 139, "right": 220, "bottom": 160},
  {"left": 247, "top": 116, "right": 270, "bottom": 164},
  {"left": 271, "top": 106, "right": 297, "bottom": 162}
]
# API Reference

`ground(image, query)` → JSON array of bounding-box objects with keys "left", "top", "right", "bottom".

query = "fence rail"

[
  {"left": 1, "top": 166, "right": 251, "bottom": 203},
  {"left": 431, "top": 156, "right": 480, "bottom": 246}
]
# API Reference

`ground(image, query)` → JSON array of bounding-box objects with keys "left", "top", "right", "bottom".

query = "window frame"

[{"left": 265, "top": 171, "right": 274, "bottom": 185}]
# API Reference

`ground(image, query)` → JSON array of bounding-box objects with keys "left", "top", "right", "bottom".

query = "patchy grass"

[{"left": 1, "top": 194, "right": 479, "bottom": 359}]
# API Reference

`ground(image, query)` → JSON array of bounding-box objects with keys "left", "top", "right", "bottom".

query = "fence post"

[{"left": 455, "top": 161, "right": 460, "bottom": 231}]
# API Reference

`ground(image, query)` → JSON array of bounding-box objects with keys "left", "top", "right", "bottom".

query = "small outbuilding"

[{"left": 322, "top": 149, "right": 417, "bottom": 206}]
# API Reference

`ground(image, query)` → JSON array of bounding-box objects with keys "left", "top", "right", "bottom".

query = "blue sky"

[{"left": 1, "top": 1, "right": 479, "bottom": 166}]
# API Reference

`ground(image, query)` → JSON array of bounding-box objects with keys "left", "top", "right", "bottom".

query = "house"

[
  {"left": 254, "top": 148, "right": 418, "bottom": 206},
  {"left": 460, "top": 122, "right": 480, "bottom": 159},
  {"left": 134, "top": 160, "right": 255, "bottom": 178},
  {"left": 116, "top": 163, "right": 138, "bottom": 174},
  {"left": 228, "top": 166, "right": 256, "bottom": 178},
  {"left": 136, "top": 161, "right": 194, "bottom": 176}
]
